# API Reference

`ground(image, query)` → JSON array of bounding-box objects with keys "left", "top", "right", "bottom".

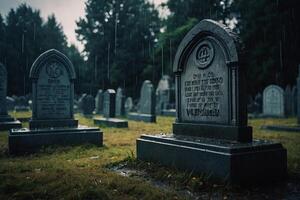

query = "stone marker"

[
  {"left": 115, "top": 87, "right": 126, "bottom": 117},
  {"left": 81, "top": 94, "right": 95, "bottom": 116},
  {"left": 156, "top": 75, "right": 175, "bottom": 115},
  {"left": 8, "top": 49, "right": 103, "bottom": 154},
  {"left": 292, "top": 85, "right": 297, "bottom": 116},
  {"left": 284, "top": 85, "right": 293, "bottom": 116},
  {"left": 94, "top": 89, "right": 128, "bottom": 128},
  {"left": 124, "top": 97, "right": 134, "bottom": 115},
  {"left": 136, "top": 19, "right": 286, "bottom": 183},
  {"left": 128, "top": 80, "right": 156, "bottom": 122},
  {"left": 263, "top": 85, "right": 285, "bottom": 117},
  {"left": 95, "top": 89, "right": 104, "bottom": 114},
  {"left": 0, "top": 63, "right": 22, "bottom": 131}
]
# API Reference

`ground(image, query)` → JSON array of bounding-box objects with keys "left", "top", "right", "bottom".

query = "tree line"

[{"left": 0, "top": 0, "right": 299, "bottom": 98}]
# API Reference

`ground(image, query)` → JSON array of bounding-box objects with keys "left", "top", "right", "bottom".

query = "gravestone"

[
  {"left": 94, "top": 89, "right": 128, "bottom": 128},
  {"left": 115, "top": 87, "right": 126, "bottom": 117},
  {"left": 136, "top": 19, "right": 286, "bottom": 183},
  {"left": 156, "top": 75, "right": 175, "bottom": 115},
  {"left": 284, "top": 85, "right": 293, "bottom": 116},
  {"left": 124, "top": 97, "right": 134, "bottom": 115},
  {"left": 15, "top": 96, "right": 30, "bottom": 112},
  {"left": 0, "top": 63, "right": 22, "bottom": 131},
  {"left": 95, "top": 89, "right": 104, "bottom": 114},
  {"left": 263, "top": 85, "right": 285, "bottom": 117},
  {"left": 82, "top": 94, "right": 95, "bottom": 116},
  {"left": 292, "top": 85, "right": 297, "bottom": 116},
  {"left": 128, "top": 80, "right": 156, "bottom": 122},
  {"left": 9, "top": 49, "right": 103, "bottom": 154}
]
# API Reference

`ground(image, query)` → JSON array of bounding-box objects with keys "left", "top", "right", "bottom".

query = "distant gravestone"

[
  {"left": 137, "top": 19, "right": 286, "bottom": 183},
  {"left": 115, "top": 87, "right": 126, "bottom": 117},
  {"left": 103, "top": 89, "right": 116, "bottom": 118},
  {"left": 284, "top": 85, "right": 293, "bottom": 116},
  {"left": 9, "top": 49, "right": 102, "bottom": 154},
  {"left": 124, "top": 97, "right": 133, "bottom": 115},
  {"left": 94, "top": 89, "right": 128, "bottom": 128},
  {"left": 128, "top": 80, "right": 156, "bottom": 122},
  {"left": 156, "top": 75, "right": 175, "bottom": 115},
  {"left": 292, "top": 85, "right": 297, "bottom": 116},
  {"left": 95, "top": 89, "right": 104, "bottom": 114},
  {"left": 0, "top": 63, "right": 21, "bottom": 130},
  {"left": 263, "top": 85, "right": 285, "bottom": 117},
  {"left": 82, "top": 94, "right": 95, "bottom": 116}
]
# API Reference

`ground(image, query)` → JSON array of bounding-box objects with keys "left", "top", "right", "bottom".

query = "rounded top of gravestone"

[
  {"left": 0, "top": 62, "right": 7, "bottom": 75},
  {"left": 263, "top": 84, "right": 284, "bottom": 95},
  {"left": 156, "top": 75, "right": 171, "bottom": 92},
  {"left": 106, "top": 89, "right": 116, "bottom": 94},
  {"left": 29, "top": 49, "right": 76, "bottom": 80},
  {"left": 173, "top": 19, "right": 239, "bottom": 73}
]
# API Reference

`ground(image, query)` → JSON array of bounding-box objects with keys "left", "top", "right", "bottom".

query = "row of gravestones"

[{"left": 1, "top": 19, "right": 287, "bottom": 184}]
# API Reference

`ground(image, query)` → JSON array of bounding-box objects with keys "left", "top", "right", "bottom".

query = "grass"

[{"left": 0, "top": 113, "right": 299, "bottom": 199}]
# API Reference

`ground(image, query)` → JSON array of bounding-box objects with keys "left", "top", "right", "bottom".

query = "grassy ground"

[{"left": 0, "top": 112, "right": 299, "bottom": 199}]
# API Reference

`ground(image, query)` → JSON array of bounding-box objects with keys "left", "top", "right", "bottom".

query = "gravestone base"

[
  {"left": 0, "top": 115, "right": 22, "bottom": 131},
  {"left": 261, "top": 125, "right": 300, "bottom": 132},
  {"left": 161, "top": 109, "right": 176, "bottom": 117},
  {"left": 128, "top": 113, "right": 156, "bottom": 123},
  {"left": 9, "top": 126, "right": 103, "bottom": 155},
  {"left": 137, "top": 134, "right": 287, "bottom": 184},
  {"left": 93, "top": 117, "right": 128, "bottom": 128},
  {"left": 29, "top": 119, "right": 78, "bottom": 129},
  {"left": 173, "top": 123, "right": 252, "bottom": 142}
]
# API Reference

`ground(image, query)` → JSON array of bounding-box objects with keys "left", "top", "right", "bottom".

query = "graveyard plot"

[{"left": 0, "top": 113, "right": 299, "bottom": 199}]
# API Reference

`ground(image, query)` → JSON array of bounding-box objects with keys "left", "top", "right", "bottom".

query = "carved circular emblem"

[
  {"left": 195, "top": 41, "right": 214, "bottom": 69},
  {"left": 46, "top": 62, "right": 63, "bottom": 78}
]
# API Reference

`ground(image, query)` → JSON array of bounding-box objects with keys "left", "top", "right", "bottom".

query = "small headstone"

[
  {"left": 292, "top": 85, "right": 297, "bottom": 116},
  {"left": 95, "top": 89, "right": 104, "bottom": 114},
  {"left": 263, "top": 85, "right": 285, "bottom": 117},
  {"left": 82, "top": 94, "right": 95, "bottom": 116},
  {"left": 136, "top": 19, "right": 286, "bottom": 183},
  {"left": 156, "top": 75, "right": 175, "bottom": 115},
  {"left": 128, "top": 80, "right": 156, "bottom": 122},
  {"left": 9, "top": 49, "right": 102, "bottom": 154},
  {"left": 124, "top": 97, "right": 133, "bottom": 115},
  {"left": 284, "top": 85, "right": 293, "bottom": 116},
  {"left": 115, "top": 87, "right": 126, "bottom": 117},
  {"left": 0, "top": 63, "right": 22, "bottom": 130},
  {"left": 103, "top": 89, "right": 116, "bottom": 118},
  {"left": 94, "top": 89, "right": 128, "bottom": 128}
]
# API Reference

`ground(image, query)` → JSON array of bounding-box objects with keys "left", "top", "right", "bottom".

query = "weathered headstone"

[
  {"left": 263, "top": 85, "right": 285, "bottom": 117},
  {"left": 115, "top": 87, "right": 126, "bottom": 117},
  {"left": 156, "top": 75, "right": 175, "bottom": 115},
  {"left": 284, "top": 85, "right": 293, "bottom": 116},
  {"left": 136, "top": 19, "right": 286, "bottom": 183},
  {"left": 94, "top": 89, "right": 128, "bottom": 128},
  {"left": 292, "top": 85, "right": 297, "bottom": 116},
  {"left": 82, "top": 94, "right": 95, "bottom": 116},
  {"left": 0, "top": 63, "right": 22, "bottom": 130},
  {"left": 128, "top": 80, "right": 156, "bottom": 122},
  {"left": 124, "top": 97, "right": 134, "bottom": 115},
  {"left": 9, "top": 49, "right": 103, "bottom": 154},
  {"left": 95, "top": 89, "right": 104, "bottom": 114}
]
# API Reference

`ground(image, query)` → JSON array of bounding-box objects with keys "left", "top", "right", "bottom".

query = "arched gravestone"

[
  {"left": 0, "top": 63, "right": 21, "bottom": 130},
  {"left": 136, "top": 19, "right": 286, "bottom": 183},
  {"left": 128, "top": 80, "right": 156, "bottom": 122},
  {"left": 263, "top": 85, "right": 284, "bottom": 117},
  {"left": 9, "top": 49, "right": 103, "bottom": 154}
]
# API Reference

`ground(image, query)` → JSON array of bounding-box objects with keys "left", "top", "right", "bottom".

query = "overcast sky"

[{"left": 0, "top": 0, "right": 167, "bottom": 52}]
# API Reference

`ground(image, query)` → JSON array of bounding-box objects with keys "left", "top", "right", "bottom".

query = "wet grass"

[{"left": 0, "top": 112, "right": 299, "bottom": 199}]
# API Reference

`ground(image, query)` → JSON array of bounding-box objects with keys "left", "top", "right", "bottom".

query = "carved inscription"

[
  {"left": 36, "top": 62, "right": 70, "bottom": 119},
  {"left": 184, "top": 71, "right": 223, "bottom": 118}
]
